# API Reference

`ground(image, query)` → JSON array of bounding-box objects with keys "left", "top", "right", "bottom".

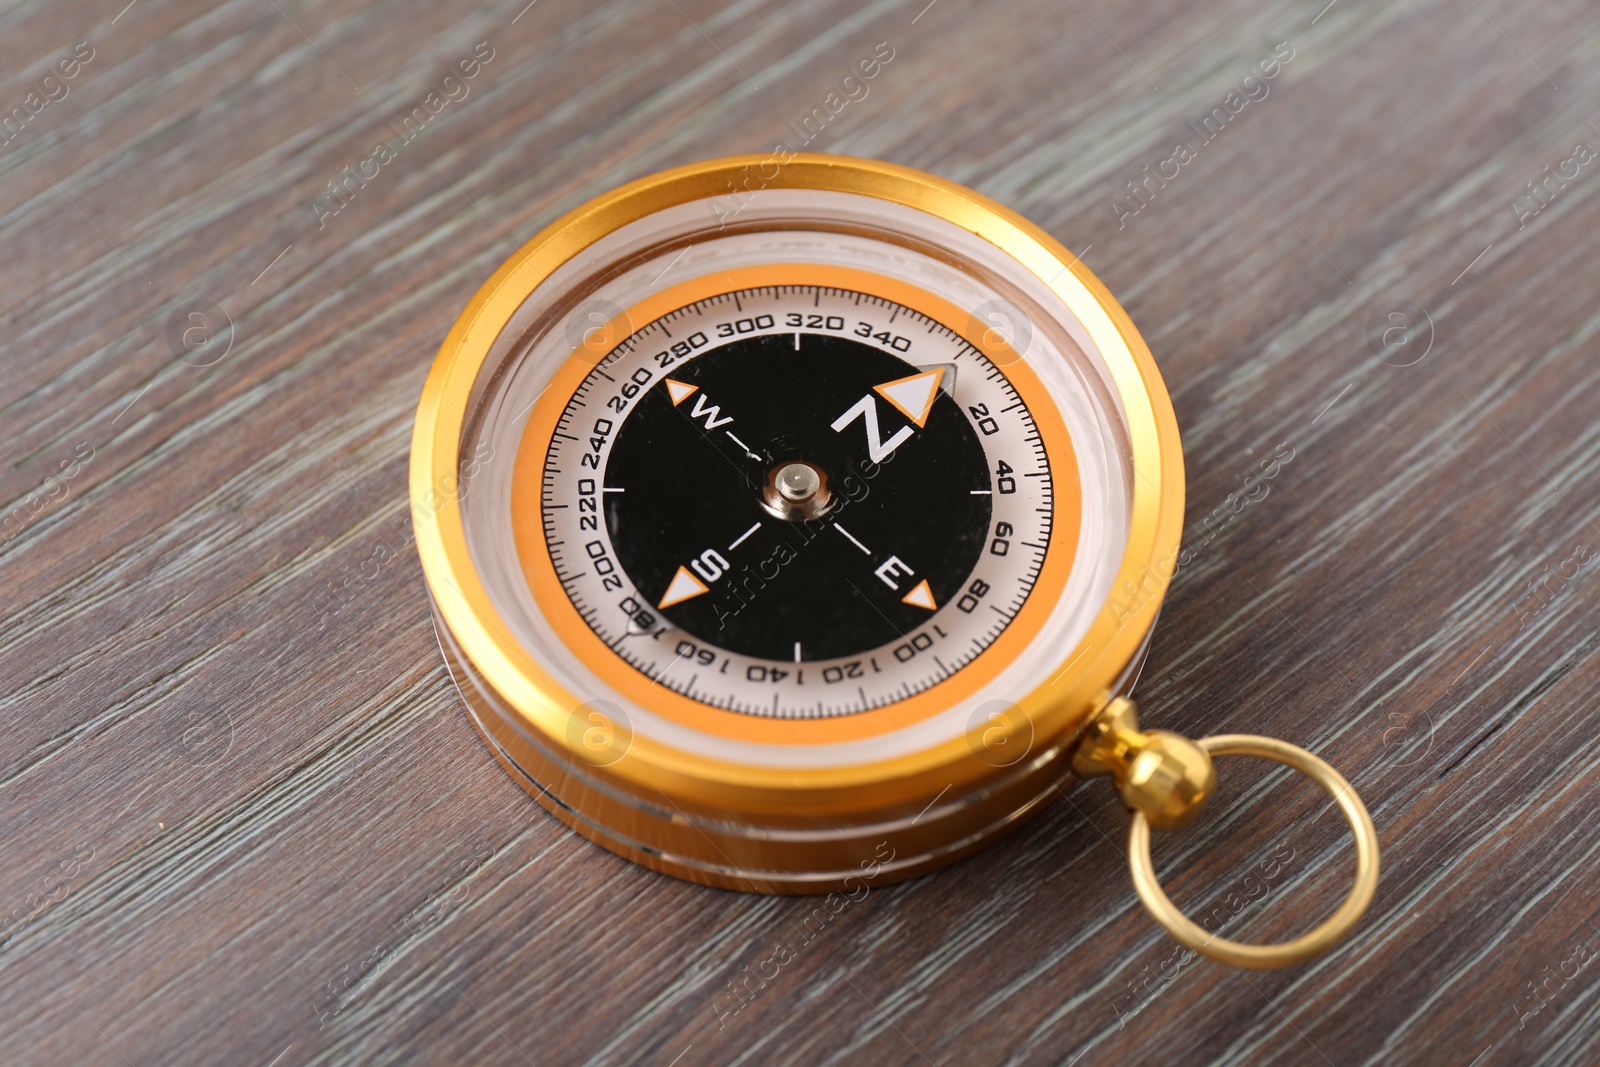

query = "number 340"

[{"left": 853, "top": 321, "right": 911, "bottom": 352}]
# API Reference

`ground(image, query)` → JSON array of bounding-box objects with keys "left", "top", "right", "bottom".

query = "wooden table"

[{"left": 4, "top": 0, "right": 1598, "bottom": 1063}]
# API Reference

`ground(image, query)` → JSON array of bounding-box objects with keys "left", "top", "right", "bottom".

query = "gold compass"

[{"left": 411, "top": 154, "right": 1377, "bottom": 968}]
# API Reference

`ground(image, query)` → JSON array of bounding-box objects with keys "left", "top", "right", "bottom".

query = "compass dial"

[{"left": 524, "top": 272, "right": 1075, "bottom": 720}]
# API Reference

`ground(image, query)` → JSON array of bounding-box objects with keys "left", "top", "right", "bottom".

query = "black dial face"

[
  {"left": 603, "top": 332, "right": 991, "bottom": 662},
  {"left": 539, "top": 282, "right": 1058, "bottom": 718}
]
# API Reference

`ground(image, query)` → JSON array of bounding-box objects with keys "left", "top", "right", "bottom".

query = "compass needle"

[
  {"left": 658, "top": 565, "right": 710, "bottom": 609},
  {"left": 873, "top": 368, "right": 943, "bottom": 427},
  {"left": 902, "top": 579, "right": 938, "bottom": 611}
]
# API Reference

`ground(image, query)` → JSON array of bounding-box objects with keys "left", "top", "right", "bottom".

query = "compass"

[{"left": 413, "top": 155, "right": 1378, "bottom": 968}]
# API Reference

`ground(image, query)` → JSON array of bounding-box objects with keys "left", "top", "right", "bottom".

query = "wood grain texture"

[{"left": 3, "top": 0, "right": 1599, "bottom": 1063}]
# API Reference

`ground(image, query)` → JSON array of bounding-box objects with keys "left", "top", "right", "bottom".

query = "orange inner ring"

[{"left": 511, "top": 263, "right": 1081, "bottom": 745}]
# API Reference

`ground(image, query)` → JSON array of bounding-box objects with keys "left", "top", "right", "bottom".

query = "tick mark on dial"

[
  {"left": 728, "top": 522, "right": 762, "bottom": 550},
  {"left": 725, "top": 430, "right": 761, "bottom": 460},
  {"left": 833, "top": 523, "right": 872, "bottom": 555}
]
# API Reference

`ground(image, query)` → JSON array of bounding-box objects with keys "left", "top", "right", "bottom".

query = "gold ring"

[{"left": 1126, "top": 735, "right": 1380, "bottom": 969}]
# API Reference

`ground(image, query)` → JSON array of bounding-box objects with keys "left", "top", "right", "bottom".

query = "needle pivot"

[
  {"left": 762, "top": 460, "right": 833, "bottom": 521},
  {"left": 776, "top": 462, "right": 821, "bottom": 502}
]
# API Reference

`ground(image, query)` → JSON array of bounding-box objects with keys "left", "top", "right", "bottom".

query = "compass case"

[{"left": 411, "top": 155, "right": 1184, "bottom": 892}]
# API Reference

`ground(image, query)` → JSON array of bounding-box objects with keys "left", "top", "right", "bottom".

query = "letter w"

[
  {"left": 830, "top": 395, "right": 913, "bottom": 462},
  {"left": 689, "top": 394, "right": 733, "bottom": 429}
]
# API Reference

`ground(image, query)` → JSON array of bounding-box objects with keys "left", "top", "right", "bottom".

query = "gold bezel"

[{"left": 410, "top": 154, "right": 1184, "bottom": 818}]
